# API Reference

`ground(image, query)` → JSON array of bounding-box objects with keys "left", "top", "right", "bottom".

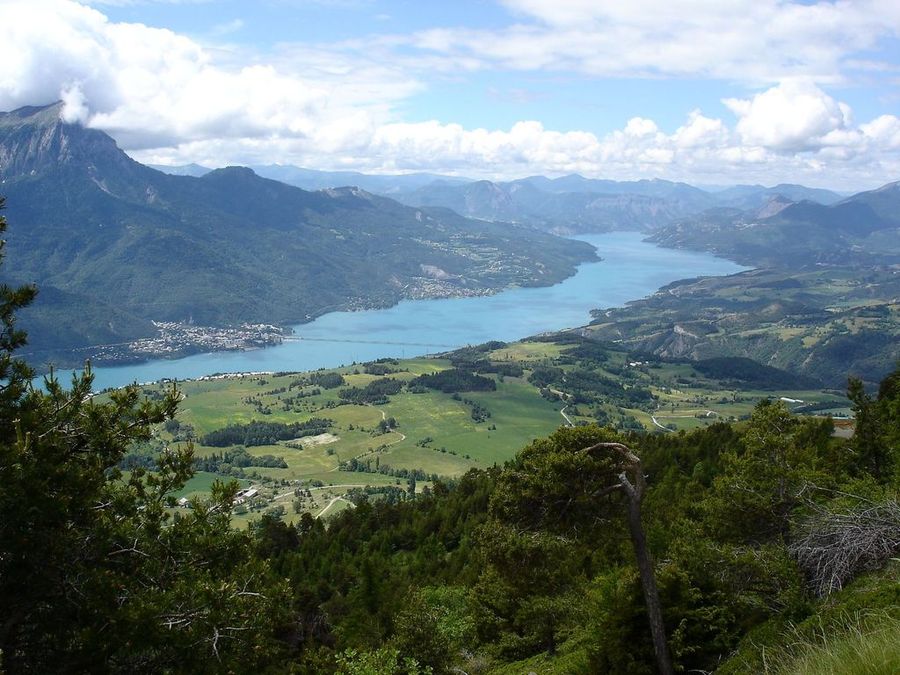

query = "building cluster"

[
  {"left": 90, "top": 322, "right": 285, "bottom": 363},
  {"left": 402, "top": 277, "right": 492, "bottom": 300}
]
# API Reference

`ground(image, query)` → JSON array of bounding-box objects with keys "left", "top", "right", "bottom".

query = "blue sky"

[{"left": 3, "top": 0, "right": 900, "bottom": 189}]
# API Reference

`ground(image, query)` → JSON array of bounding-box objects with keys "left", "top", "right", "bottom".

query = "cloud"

[
  {"left": 0, "top": 0, "right": 418, "bottom": 152},
  {"left": 0, "top": 0, "right": 898, "bottom": 190},
  {"left": 209, "top": 19, "right": 244, "bottom": 37},
  {"left": 723, "top": 80, "right": 853, "bottom": 152},
  {"left": 673, "top": 111, "right": 728, "bottom": 149},
  {"left": 419, "top": 0, "right": 900, "bottom": 83},
  {"left": 861, "top": 115, "right": 900, "bottom": 150},
  {"left": 60, "top": 83, "right": 90, "bottom": 123},
  {"left": 133, "top": 88, "right": 899, "bottom": 191}
]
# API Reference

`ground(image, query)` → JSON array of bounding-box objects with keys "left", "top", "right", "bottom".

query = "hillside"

[
  {"left": 0, "top": 103, "right": 595, "bottom": 358},
  {"left": 152, "top": 164, "right": 852, "bottom": 238},
  {"left": 650, "top": 183, "right": 900, "bottom": 267},
  {"left": 94, "top": 344, "right": 896, "bottom": 675},
  {"left": 582, "top": 266, "right": 900, "bottom": 387},
  {"left": 710, "top": 182, "right": 844, "bottom": 209},
  {"left": 124, "top": 337, "right": 848, "bottom": 525}
]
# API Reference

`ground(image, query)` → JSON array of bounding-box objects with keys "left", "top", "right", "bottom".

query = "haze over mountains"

[
  {"left": 650, "top": 181, "right": 900, "bottom": 266},
  {"left": 154, "top": 161, "right": 849, "bottom": 235},
  {"left": 154, "top": 153, "right": 900, "bottom": 274}
]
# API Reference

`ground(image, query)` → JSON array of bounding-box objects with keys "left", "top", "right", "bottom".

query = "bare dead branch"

[{"left": 790, "top": 500, "right": 900, "bottom": 596}]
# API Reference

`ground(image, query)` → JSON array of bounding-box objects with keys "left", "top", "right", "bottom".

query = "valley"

[
  {"left": 582, "top": 266, "right": 900, "bottom": 388},
  {"left": 0, "top": 104, "right": 596, "bottom": 364},
  {"left": 126, "top": 336, "right": 851, "bottom": 525},
  {"left": 5, "top": 2, "right": 900, "bottom": 673}
]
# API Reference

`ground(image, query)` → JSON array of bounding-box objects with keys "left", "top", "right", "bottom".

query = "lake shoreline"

[
  {"left": 29, "top": 251, "right": 607, "bottom": 375},
  {"left": 36, "top": 233, "right": 747, "bottom": 392}
]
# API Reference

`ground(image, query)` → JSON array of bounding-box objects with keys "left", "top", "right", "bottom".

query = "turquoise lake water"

[{"left": 55, "top": 232, "right": 746, "bottom": 391}]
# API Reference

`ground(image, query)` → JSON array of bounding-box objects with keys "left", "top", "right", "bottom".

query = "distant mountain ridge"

[
  {"left": 149, "top": 163, "right": 850, "bottom": 236},
  {"left": 650, "top": 181, "right": 900, "bottom": 267},
  {"left": 709, "top": 183, "right": 844, "bottom": 210},
  {"left": 0, "top": 103, "right": 595, "bottom": 360},
  {"left": 149, "top": 163, "right": 473, "bottom": 194}
]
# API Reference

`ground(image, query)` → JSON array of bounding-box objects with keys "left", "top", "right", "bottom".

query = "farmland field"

[{"left": 130, "top": 337, "right": 849, "bottom": 526}]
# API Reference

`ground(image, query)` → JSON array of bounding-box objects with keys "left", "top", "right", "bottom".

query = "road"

[
  {"left": 316, "top": 496, "right": 354, "bottom": 519},
  {"left": 327, "top": 406, "right": 406, "bottom": 472},
  {"left": 651, "top": 408, "right": 717, "bottom": 432},
  {"left": 560, "top": 404, "right": 574, "bottom": 427}
]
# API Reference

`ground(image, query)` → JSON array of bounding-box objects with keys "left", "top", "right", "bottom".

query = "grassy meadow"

[{"left": 132, "top": 338, "right": 848, "bottom": 526}]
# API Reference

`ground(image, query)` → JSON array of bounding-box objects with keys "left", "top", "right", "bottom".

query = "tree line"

[{"left": 200, "top": 417, "right": 333, "bottom": 447}]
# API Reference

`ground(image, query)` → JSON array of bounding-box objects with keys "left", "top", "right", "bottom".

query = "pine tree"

[{"left": 0, "top": 197, "right": 291, "bottom": 672}]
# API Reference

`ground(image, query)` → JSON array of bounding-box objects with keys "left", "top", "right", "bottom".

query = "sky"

[{"left": 2, "top": 0, "right": 900, "bottom": 190}]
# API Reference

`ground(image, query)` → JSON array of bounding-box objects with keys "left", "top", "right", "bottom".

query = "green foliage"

[
  {"left": 490, "top": 425, "right": 629, "bottom": 536},
  {"left": 0, "top": 197, "right": 36, "bottom": 431},
  {"left": 340, "top": 378, "right": 403, "bottom": 404},
  {"left": 474, "top": 524, "right": 583, "bottom": 659},
  {"left": 392, "top": 587, "right": 477, "bottom": 673},
  {"left": 719, "top": 563, "right": 900, "bottom": 674},
  {"left": 847, "top": 374, "right": 898, "bottom": 482},
  {"left": 335, "top": 647, "right": 432, "bottom": 675},
  {"left": 308, "top": 371, "right": 347, "bottom": 389},
  {"left": 0, "top": 200, "right": 291, "bottom": 671},
  {"left": 194, "top": 445, "right": 288, "bottom": 471},
  {"left": 364, "top": 360, "right": 400, "bottom": 376},
  {"left": 1, "top": 367, "right": 291, "bottom": 672},
  {"left": 778, "top": 616, "right": 900, "bottom": 675},
  {"left": 693, "top": 356, "right": 822, "bottom": 389},
  {"left": 703, "top": 400, "right": 833, "bottom": 543},
  {"left": 200, "top": 416, "right": 333, "bottom": 447},
  {"left": 411, "top": 368, "right": 497, "bottom": 394},
  {"left": 560, "top": 368, "right": 656, "bottom": 407}
]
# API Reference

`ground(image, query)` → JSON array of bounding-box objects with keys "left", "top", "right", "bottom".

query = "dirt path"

[
  {"left": 326, "top": 406, "right": 406, "bottom": 472},
  {"left": 650, "top": 415, "right": 673, "bottom": 432},
  {"left": 651, "top": 408, "right": 717, "bottom": 431},
  {"left": 651, "top": 404, "right": 673, "bottom": 432},
  {"left": 552, "top": 388, "right": 575, "bottom": 427},
  {"left": 316, "top": 496, "right": 354, "bottom": 519},
  {"left": 378, "top": 409, "right": 407, "bottom": 444}
]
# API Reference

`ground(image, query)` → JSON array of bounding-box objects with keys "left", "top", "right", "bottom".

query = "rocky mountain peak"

[{"left": 0, "top": 102, "right": 134, "bottom": 181}]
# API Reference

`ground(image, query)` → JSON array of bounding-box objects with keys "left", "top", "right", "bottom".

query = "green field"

[{"left": 129, "top": 338, "right": 848, "bottom": 526}]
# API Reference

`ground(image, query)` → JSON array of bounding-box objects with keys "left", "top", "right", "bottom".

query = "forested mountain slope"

[
  {"left": 0, "top": 103, "right": 594, "bottom": 355},
  {"left": 650, "top": 182, "right": 900, "bottom": 267}
]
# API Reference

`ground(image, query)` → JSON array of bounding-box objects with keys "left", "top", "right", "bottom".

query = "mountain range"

[
  {"left": 158, "top": 157, "right": 899, "bottom": 271},
  {"left": 0, "top": 103, "right": 594, "bottom": 359},
  {"left": 650, "top": 182, "right": 900, "bottom": 266},
  {"left": 3, "top": 102, "right": 898, "bottom": 367},
  {"left": 154, "top": 163, "right": 848, "bottom": 235}
]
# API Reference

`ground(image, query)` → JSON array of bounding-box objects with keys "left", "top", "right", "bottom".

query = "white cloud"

[
  {"left": 0, "top": 0, "right": 898, "bottom": 191},
  {"left": 209, "top": 19, "right": 244, "bottom": 37},
  {"left": 60, "top": 83, "right": 90, "bottom": 123},
  {"left": 723, "top": 80, "right": 852, "bottom": 152},
  {"left": 424, "top": 0, "right": 900, "bottom": 82},
  {"left": 0, "top": 0, "right": 418, "bottom": 152},
  {"left": 861, "top": 115, "right": 900, "bottom": 150},
  {"left": 673, "top": 111, "right": 728, "bottom": 149}
]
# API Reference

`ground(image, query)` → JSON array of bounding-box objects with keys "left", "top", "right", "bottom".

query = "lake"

[{"left": 59, "top": 233, "right": 746, "bottom": 391}]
